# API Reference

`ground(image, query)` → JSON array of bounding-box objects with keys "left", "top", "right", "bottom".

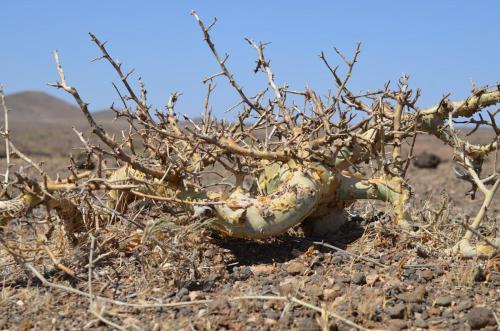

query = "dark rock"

[
  {"left": 237, "top": 267, "right": 253, "bottom": 280},
  {"left": 473, "top": 268, "right": 486, "bottom": 282},
  {"left": 413, "top": 152, "right": 441, "bottom": 169},
  {"left": 385, "top": 304, "right": 406, "bottom": 319},
  {"left": 352, "top": 272, "right": 366, "bottom": 285},
  {"left": 291, "top": 249, "right": 303, "bottom": 257},
  {"left": 402, "top": 268, "right": 416, "bottom": 279},
  {"left": 410, "top": 303, "right": 424, "bottom": 314},
  {"left": 175, "top": 279, "right": 214, "bottom": 291},
  {"left": 73, "top": 153, "right": 95, "bottom": 170},
  {"left": 371, "top": 307, "right": 383, "bottom": 322},
  {"left": 401, "top": 268, "right": 419, "bottom": 281},
  {"left": 310, "top": 256, "right": 323, "bottom": 269},
  {"left": 435, "top": 296, "right": 452, "bottom": 307},
  {"left": 466, "top": 307, "right": 494, "bottom": 330}
]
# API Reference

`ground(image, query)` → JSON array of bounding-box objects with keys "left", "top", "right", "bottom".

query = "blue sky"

[{"left": 1, "top": 1, "right": 499, "bottom": 118}]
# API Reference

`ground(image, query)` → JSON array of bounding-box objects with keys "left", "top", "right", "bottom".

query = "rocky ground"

[{"left": 0, "top": 132, "right": 498, "bottom": 330}]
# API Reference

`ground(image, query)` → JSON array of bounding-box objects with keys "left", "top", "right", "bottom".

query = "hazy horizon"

[{"left": 1, "top": 1, "right": 499, "bottom": 119}]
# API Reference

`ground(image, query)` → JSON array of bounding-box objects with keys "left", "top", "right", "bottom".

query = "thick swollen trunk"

[
  {"left": 212, "top": 166, "right": 336, "bottom": 238},
  {"left": 209, "top": 166, "right": 411, "bottom": 239},
  {"left": 0, "top": 164, "right": 411, "bottom": 239}
]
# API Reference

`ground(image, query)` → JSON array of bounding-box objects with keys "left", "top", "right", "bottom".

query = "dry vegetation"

[{"left": 0, "top": 12, "right": 498, "bottom": 330}]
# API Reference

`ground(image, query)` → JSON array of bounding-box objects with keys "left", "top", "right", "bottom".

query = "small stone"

[
  {"left": 286, "top": 262, "right": 306, "bottom": 275},
  {"left": 208, "top": 298, "right": 230, "bottom": 311},
  {"left": 249, "top": 264, "right": 275, "bottom": 275},
  {"left": 385, "top": 279, "right": 403, "bottom": 291},
  {"left": 310, "top": 255, "right": 323, "bottom": 268},
  {"left": 413, "top": 152, "right": 441, "bottom": 169},
  {"left": 335, "top": 276, "right": 351, "bottom": 284},
  {"left": 296, "top": 317, "right": 321, "bottom": 331},
  {"left": 304, "top": 284, "right": 322, "bottom": 298},
  {"left": 196, "top": 309, "right": 208, "bottom": 318},
  {"left": 176, "top": 279, "right": 214, "bottom": 291},
  {"left": 352, "top": 272, "right": 366, "bottom": 285},
  {"left": 402, "top": 268, "right": 416, "bottom": 279},
  {"left": 213, "top": 254, "right": 223, "bottom": 264},
  {"left": 123, "top": 317, "right": 141, "bottom": 328},
  {"left": 353, "top": 263, "right": 364, "bottom": 270},
  {"left": 418, "top": 269, "right": 434, "bottom": 281},
  {"left": 176, "top": 287, "right": 189, "bottom": 299},
  {"left": 323, "top": 288, "right": 341, "bottom": 301},
  {"left": 398, "top": 285, "right": 427, "bottom": 303},
  {"left": 387, "top": 319, "right": 407, "bottom": 330},
  {"left": 246, "top": 314, "right": 260, "bottom": 323},
  {"left": 188, "top": 291, "right": 204, "bottom": 301},
  {"left": 279, "top": 277, "right": 299, "bottom": 296},
  {"left": 466, "top": 307, "right": 494, "bottom": 330},
  {"left": 428, "top": 306, "right": 441, "bottom": 316},
  {"left": 410, "top": 304, "right": 423, "bottom": 314},
  {"left": 74, "top": 152, "right": 95, "bottom": 170},
  {"left": 414, "top": 318, "right": 428, "bottom": 328},
  {"left": 237, "top": 266, "right": 253, "bottom": 280},
  {"left": 434, "top": 296, "right": 452, "bottom": 307},
  {"left": 313, "top": 265, "right": 326, "bottom": 276},
  {"left": 457, "top": 300, "right": 473, "bottom": 312},
  {"left": 433, "top": 267, "right": 445, "bottom": 276},
  {"left": 366, "top": 273, "right": 380, "bottom": 286},
  {"left": 264, "top": 309, "right": 279, "bottom": 320},
  {"left": 442, "top": 309, "right": 454, "bottom": 318},
  {"left": 331, "top": 255, "right": 343, "bottom": 264},
  {"left": 385, "top": 304, "right": 406, "bottom": 319}
]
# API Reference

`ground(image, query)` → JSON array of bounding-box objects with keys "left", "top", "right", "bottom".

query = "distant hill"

[
  {"left": 5, "top": 91, "right": 116, "bottom": 125},
  {"left": 0, "top": 91, "right": 122, "bottom": 157}
]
